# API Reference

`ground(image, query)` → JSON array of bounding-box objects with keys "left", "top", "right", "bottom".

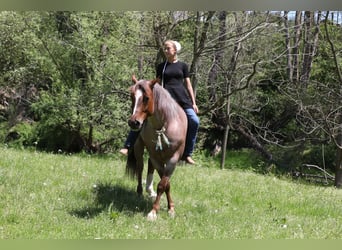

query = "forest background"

[{"left": 0, "top": 11, "right": 341, "bottom": 187}]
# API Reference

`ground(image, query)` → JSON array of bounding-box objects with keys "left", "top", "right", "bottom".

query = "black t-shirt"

[{"left": 156, "top": 61, "right": 193, "bottom": 110}]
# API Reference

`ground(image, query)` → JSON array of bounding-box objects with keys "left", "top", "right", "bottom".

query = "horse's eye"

[{"left": 143, "top": 95, "right": 149, "bottom": 103}]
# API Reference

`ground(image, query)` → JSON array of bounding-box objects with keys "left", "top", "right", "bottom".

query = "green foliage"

[
  {"left": 3, "top": 122, "right": 36, "bottom": 149},
  {"left": 0, "top": 11, "right": 342, "bottom": 180},
  {"left": 0, "top": 11, "right": 146, "bottom": 152},
  {"left": 301, "top": 143, "right": 336, "bottom": 171},
  {"left": 225, "top": 149, "right": 267, "bottom": 172},
  {"left": 268, "top": 142, "right": 336, "bottom": 178}
]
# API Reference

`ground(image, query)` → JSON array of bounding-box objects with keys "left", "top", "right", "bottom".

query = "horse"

[{"left": 126, "top": 75, "right": 187, "bottom": 220}]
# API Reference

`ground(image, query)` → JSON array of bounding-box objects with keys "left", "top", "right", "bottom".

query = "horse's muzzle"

[{"left": 128, "top": 119, "right": 142, "bottom": 131}]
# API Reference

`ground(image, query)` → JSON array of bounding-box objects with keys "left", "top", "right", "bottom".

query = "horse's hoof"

[
  {"left": 148, "top": 191, "right": 157, "bottom": 199},
  {"left": 147, "top": 210, "right": 157, "bottom": 221},
  {"left": 168, "top": 209, "right": 175, "bottom": 218}
]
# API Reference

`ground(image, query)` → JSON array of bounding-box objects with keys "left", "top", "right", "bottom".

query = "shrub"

[{"left": 4, "top": 122, "right": 37, "bottom": 149}]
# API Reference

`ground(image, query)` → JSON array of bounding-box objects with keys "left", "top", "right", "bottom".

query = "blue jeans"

[
  {"left": 183, "top": 108, "right": 200, "bottom": 157},
  {"left": 123, "top": 108, "right": 199, "bottom": 157},
  {"left": 123, "top": 129, "right": 139, "bottom": 149}
]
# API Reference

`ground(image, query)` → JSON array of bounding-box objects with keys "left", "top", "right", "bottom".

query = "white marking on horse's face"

[{"left": 132, "top": 88, "right": 143, "bottom": 115}]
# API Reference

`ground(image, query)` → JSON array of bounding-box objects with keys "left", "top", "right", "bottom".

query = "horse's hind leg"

[
  {"left": 136, "top": 166, "right": 143, "bottom": 195},
  {"left": 164, "top": 159, "right": 178, "bottom": 218},
  {"left": 145, "top": 158, "right": 156, "bottom": 198},
  {"left": 134, "top": 137, "right": 144, "bottom": 196}
]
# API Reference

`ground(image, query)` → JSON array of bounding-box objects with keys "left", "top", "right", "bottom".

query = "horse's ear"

[
  {"left": 132, "top": 75, "right": 138, "bottom": 84},
  {"left": 151, "top": 78, "right": 160, "bottom": 87}
]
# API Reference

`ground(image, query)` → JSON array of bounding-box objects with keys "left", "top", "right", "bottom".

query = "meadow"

[{"left": 0, "top": 147, "right": 341, "bottom": 239}]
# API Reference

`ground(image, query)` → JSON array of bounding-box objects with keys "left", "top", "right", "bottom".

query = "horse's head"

[{"left": 128, "top": 76, "right": 159, "bottom": 131}]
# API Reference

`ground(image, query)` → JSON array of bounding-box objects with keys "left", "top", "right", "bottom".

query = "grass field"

[{"left": 0, "top": 147, "right": 341, "bottom": 239}]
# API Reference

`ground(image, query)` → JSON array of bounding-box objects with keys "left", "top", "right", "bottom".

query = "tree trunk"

[
  {"left": 292, "top": 11, "right": 302, "bottom": 84},
  {"left": 190, "top": 11, "right": 215, "bottom": 93},
  {"left": 323, "top": 12, "right": 342, "bottom": 187},
  {"left": 221, "top": 127, "right": 230, "bottom": 169},
  {"left": 301, "top": 11, "right": 321, "bottom": 87},
  {"left": 335, "top": 111, "right": 342, "bottom": 187},
  {"left": 221, "top": 84, "right": 231, "bottom": 169},
  {"left": 335, "top": 139, "right": 342, "bottom": 188},
  {"left": 206, "top": 11, "right": 227, "bottom": 159},
  {"left": 235, "top": 125, "right": 273, "bottom": 161},
  {"left": 208, "top": 11, "right": 226, "bottom": 103},
  {"left": 283, "top": 11, "right": 293, "bottom": 82},
  {"left": 220, "top": 12, "right": 242, "bottom": 169}
]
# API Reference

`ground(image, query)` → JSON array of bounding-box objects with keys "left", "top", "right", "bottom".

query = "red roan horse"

[{"left": 126, "top": 75, "right": 187, "bottom": 220}]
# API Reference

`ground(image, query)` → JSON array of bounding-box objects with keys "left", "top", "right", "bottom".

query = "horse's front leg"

[
  {"left": 147, "top": 176, "right": 169, "bottom": 221},
  {"left": 145, "top": 158, "right": 156, "bottom": 198},
  {"left": 165, "top": 178, "right": 175, "bottom": 218}
]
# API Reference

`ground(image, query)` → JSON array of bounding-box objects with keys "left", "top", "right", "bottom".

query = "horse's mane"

[{"left": 153, "top": 83, "right": 182, "bottom": 121}]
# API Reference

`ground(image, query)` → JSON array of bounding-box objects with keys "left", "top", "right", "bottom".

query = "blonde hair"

[{"left": 164, "top": 40, "right": 181, "bottom": 53}]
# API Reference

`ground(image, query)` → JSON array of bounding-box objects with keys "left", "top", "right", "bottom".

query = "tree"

[
  {"left": 204, "top": 12, "right": 276, "bottom": 167},
  {"left": 207, "top": 11, "right": 227, "bottom": 160},
  {"left": 0, "top": 11, "right": 148, "bottom": 152},
  {"left": 278, "top": 11, "right": 342, "bottom": 186},
  {"left": 1, "top": 10, "right": 342, "bottom": 188},
  {"left": 301, "top": 11, "right": 342, "bottom": 187},
  {"left": 323, "top": 13, "right": 342, "bottom": 187}
]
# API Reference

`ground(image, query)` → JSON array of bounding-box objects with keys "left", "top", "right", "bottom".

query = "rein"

[{"left": 161, "top": 61, "right": 167, "bottom": 88}]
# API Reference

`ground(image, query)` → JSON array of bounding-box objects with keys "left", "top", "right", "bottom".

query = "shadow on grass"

[{"left": 70, "top": 182, "right": 153, "bottom": 219}]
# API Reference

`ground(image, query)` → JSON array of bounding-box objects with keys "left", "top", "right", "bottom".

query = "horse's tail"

[{"left": 125, "top": 147, "right": 137, "bottom": 179}]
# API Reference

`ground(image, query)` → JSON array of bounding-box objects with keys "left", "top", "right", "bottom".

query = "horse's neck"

[
  {"left": 148, "top": 109, "right": 166, "bottom": 130},
  {"left": 149, "top": 87, "right": 175, "bottom": 130}
]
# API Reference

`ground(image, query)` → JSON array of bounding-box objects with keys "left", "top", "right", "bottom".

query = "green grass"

[{"left": 0, "top": 147, "right": 341, "bottom": 239}]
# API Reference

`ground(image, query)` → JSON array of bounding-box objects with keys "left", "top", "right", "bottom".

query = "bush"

[
  {"left": 35, "top": 123, "right": 86, "bottom": 153},
  {"left": 269, "top": 142, "right": 336, "bottom": 175},
  {"left": 4, "top": 122, "right": 37, "bottom": 149},
  {"left": 301, "top": 143, "right": 336, "bottom": 172}
]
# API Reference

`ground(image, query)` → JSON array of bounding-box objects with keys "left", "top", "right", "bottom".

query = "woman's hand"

[{"left": 193, "top": 104, "right": 199, "bottom": 113}]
